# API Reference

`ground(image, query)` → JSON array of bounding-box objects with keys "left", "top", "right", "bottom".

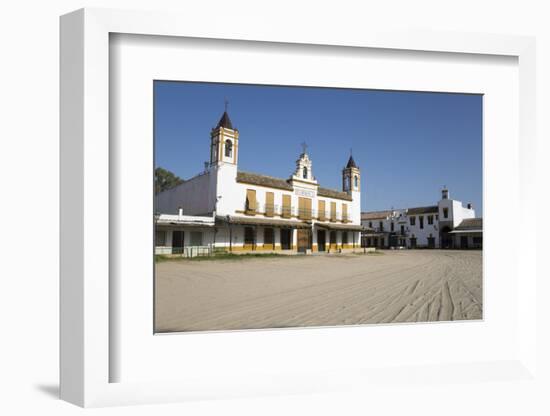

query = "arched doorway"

[{"left": 440, "top": 226, "right": 453, "bottom": 249}]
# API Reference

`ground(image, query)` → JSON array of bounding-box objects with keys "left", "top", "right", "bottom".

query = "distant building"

[
  {"left": 155, "top": 110, "right": 363, "bottom": 255},
  {"left": 361, "top": 188, "right": 482, "bottom": 249},
  {"left": 448, "top": 217, "right": 483, "bottom": 249}
]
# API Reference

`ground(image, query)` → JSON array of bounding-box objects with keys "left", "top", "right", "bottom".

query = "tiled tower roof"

[{"left": 216, "top": 111, "right": 234, "bottom": 129}]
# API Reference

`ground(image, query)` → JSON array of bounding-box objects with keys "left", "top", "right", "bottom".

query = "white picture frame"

[{"left": 60, "top": 8, "right": 538, "bottom": 408}]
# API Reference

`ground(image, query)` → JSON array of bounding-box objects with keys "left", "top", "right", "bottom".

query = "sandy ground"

[{"left": 155, "top": 250, "right": 482, "bottom": 332}]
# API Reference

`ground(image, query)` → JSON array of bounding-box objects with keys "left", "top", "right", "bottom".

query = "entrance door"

[
  {"left": 244, "top": 226, "right": 255, "bottom": 251},
  {"left": 460, "top": 236, "right": 468, "bottom": 249},
  {"left": 263, "top": 228, "right": 275, "bottom": 250},
  {"left": 410, "top": 237, "right": 417, "bottom": 248},
  {"left": 280, "top": 228, "right": 292, "bottom": 250},
  {"left": 172, "top": 230, "right": 184, "bottom": 254},
  {"left": 329, "top": 231, "right": 337, "bottom": 250},
  {"left": 427, "top": 237, "right": 435, "bottom": 248},
  {"left": 317, "top": 230, "right": 326, "bottom": 252},
  {"left": 473, "top": 236, "right": 483, "bottom": 249},
  {"left": 441, "top": 227, "right": 452, "bottom": 249},
  {"left": 297, "top": 229, "right": 312, "bottom": 253}
]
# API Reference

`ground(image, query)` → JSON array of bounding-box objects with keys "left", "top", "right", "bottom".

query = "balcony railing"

[{"left": 243, "top": 202, "right": 352, "bottom": 222}]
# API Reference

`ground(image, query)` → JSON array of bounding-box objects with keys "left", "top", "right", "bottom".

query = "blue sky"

[{"left": 154, "top": 81, "right": 482, "bottom": 213}]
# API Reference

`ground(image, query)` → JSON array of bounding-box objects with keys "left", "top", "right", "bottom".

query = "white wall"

[
  {"left": 350, "top": 190, "right": 361, "bottom": 224},
  {"left": 453, "top": 201, "right": 476, "bottom": 226},
  {"left": 438, "top": 197, "right": 476, "bottom": 229},
  {"left": 155, "top": 227, "right": 218, "bottom": 254},
  {"left": 405, "top": 213, "right": 439, "bottom": 247},
  {"left": 212, "top": 163, "right": 239, "bottom": 216},
  {"left": 156, "top": 170, "right": 216, "bottom": 215}
]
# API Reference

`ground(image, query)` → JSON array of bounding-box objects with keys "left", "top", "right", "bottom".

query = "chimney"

[{"left": 178, "top": 207, "right": 183, "bottom": 218}]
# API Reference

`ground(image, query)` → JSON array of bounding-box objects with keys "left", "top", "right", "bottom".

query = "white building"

[
  {"left": 361, "top": 188, "right": 482, "bottom": 249},
  {"left": 155, "top": 110, "right": 364, "bottom": 255}
]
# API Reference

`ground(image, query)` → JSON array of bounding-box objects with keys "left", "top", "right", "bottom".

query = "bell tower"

[
  {"left": 210, "top": 107, "right": 239, "bottom": 167},
  {"left": 209, "top": 106, "right": 240, "bottom": 217},
  {"left": 342, "top": 154, "right": 360, "bottom": 193},
  {"left": 291, "top": 142, "right": 316, "bottom": 183},
  {"left": 342, "top": 153, "right": 361, "bottom": 224}
]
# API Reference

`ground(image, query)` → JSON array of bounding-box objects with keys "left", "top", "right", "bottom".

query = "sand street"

[{"left": 155, "top": 250, "right": 482, "bottom": 332}]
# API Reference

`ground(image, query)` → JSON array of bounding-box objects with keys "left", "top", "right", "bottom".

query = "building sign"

[{"left": 295, "top": 187, "right": 316, "bottom": 198}]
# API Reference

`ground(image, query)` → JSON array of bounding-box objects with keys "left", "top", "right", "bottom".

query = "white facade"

[
  {"left": 361, "top": 188, "right": 479, "bottom": 249},
  {"left": 155, "top": 213, "right": 216, "bottom": 255},
  {"left": 156, "top": 111, "right": 363, "bottom": 254}
]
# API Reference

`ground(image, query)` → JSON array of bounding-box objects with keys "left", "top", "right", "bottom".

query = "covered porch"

[{"left": 314, "top": 222, "right": 364, "bottom": 253}]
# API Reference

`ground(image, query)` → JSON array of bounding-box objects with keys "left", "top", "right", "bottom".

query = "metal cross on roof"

[
  {"left": 301, "top": 141, "right": 308, "bottom": 154},
  {"left": 224, "top": 98, "right": 229, "bottom": 112}
]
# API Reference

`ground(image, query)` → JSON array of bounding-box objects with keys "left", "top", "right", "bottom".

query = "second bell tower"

[{"left": 210, "top": 110, "right": 239, "bottom": 167}]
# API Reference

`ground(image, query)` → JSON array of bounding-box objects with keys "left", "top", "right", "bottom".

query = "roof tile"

[
  {"left": 407, "top": 206, "right": 438, "bottom": 215},
  {"left": 455, "top": 218, "right": 483, "bottom": 230}
]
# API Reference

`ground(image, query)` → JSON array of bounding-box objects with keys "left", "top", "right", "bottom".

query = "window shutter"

[
  {"left": 318, "top": 200, "right": 326, "bottom": 221},
  {"left": 298, "top": 197, "right": 311, "bottom": 220},
  {"left": 265, "top": 192, "right": 274, "bottom": 217},
  {"left": 305, "top": 198, "right": 312, "bottom": 220},
  {"left": 342, "top": 204, "right": 348, "bottom": 222},
  {"left": 246, "top": 189, "right": 257, "bottom": 212},
  {"left": 282, "top": 195, "right": 291, "bottom": 218}
]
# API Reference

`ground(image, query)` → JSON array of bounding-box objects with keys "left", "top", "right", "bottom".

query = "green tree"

[{"left": 155, "top": 167, "right": 184, "bottom": 194}]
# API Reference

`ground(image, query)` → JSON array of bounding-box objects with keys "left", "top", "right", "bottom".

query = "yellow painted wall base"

[
  {"left": 211, "top": 244, "right": 360, "bottom": 255},
  {"left": 221, "top": 244, "right": 297, "bottom": 253}
]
